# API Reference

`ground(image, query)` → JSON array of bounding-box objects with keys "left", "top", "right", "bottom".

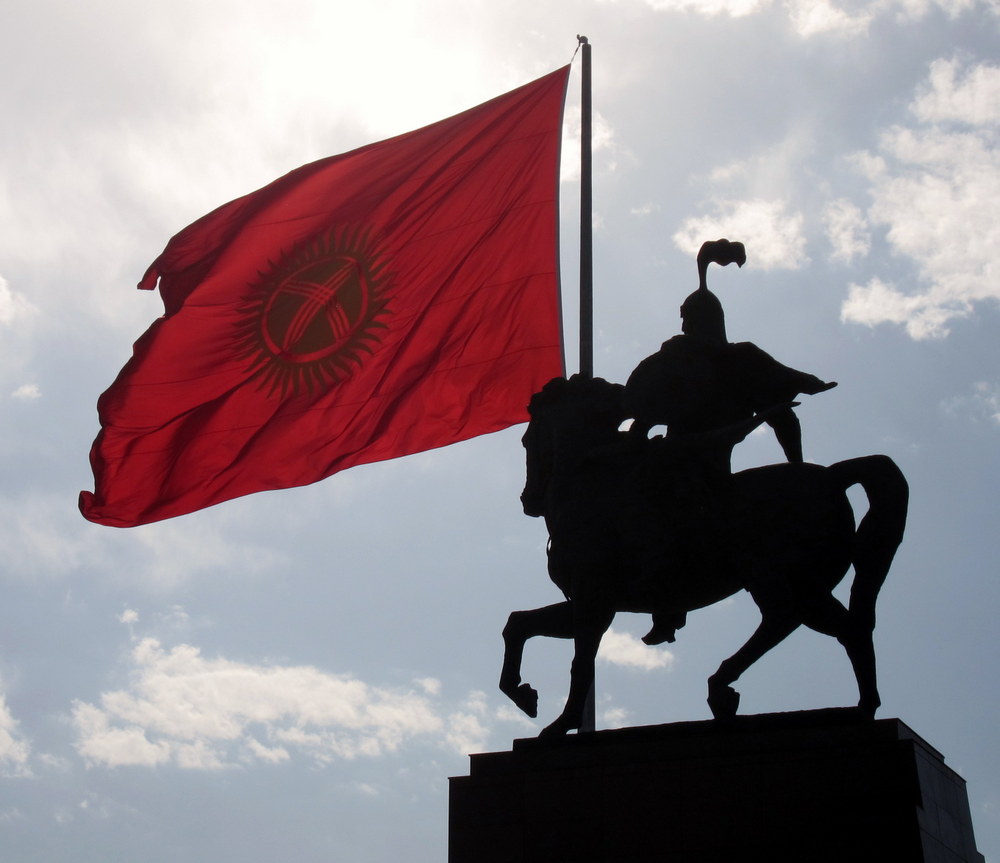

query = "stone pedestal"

[{"left": 449, "top": 710, "right": 983, "bottom": 863}]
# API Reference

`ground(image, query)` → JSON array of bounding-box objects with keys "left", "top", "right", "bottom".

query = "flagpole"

[
  {"left": 578, "top": 35, "right": 593, "bottom": 381},
  {"left": 577, "top": 35, "right": 597, "bottom": 735}
]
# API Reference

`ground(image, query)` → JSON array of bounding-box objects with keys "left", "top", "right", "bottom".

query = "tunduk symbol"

[{"left": 238, "top": 226, "right": 392, "bottom": 397}]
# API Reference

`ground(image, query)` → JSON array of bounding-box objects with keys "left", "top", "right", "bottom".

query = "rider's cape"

[{"left": 624, "top": 335, "right": 830, "bottom": 435}]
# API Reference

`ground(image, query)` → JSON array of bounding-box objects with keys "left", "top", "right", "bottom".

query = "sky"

[{"left": 1, "top": 0, "right": 999, "bottom": 860}]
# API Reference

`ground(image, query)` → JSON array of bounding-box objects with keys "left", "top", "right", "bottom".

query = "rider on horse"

[{"left": 624, "top": 239, "right": 837, "bottom": 645}]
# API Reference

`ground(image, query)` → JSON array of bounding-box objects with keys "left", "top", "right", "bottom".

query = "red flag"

[{"left": 80, "top": 67, "right": 569, "bottom": 527}]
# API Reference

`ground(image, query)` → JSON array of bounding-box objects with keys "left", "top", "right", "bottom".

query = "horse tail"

[{"left": 828, "top": 455, "right": 909, "bottom": 632}]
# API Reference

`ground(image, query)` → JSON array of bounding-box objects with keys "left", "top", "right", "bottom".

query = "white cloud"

[
  {"left": 912, "top": 57, "right": 1000, "bottom": 126},
  {"left": 941, "top": 381, "right": 1000, "bottom": 425},
  {"left": 37, "top": 753, "right": 71, "bottom": 772},
  {"left": 243, "top": 738, "right": 290, "bottom": 765},
  {"left": 71, "top": 636, "right": 494, "bottom": 769},
  {"left": 445, "top": 709, "right": 490, "bottom": 755},
  {"left": 787, "top": 0, "right": 873, "bottom": 36},
  {"left": 128, "top": 518, "right": 283, "bottom": 590},
  {"left": 0, "top": 493, "right": 276, "bottom": 589},
  {"left": 73, "top": 702, "right": 171, "bottom": 768},
  {"left": 414, "top": 677, "right": 442, "bottom": 696},
  {"left": 0, "top": 494, "right": 107, "bottom": 582},
  {"left": 841, "top": 276, "right": 966, "bottom": 338},
  {"left": 631, "top": 202, "right": 661, "bottom": 216},
  {"left": 598, "top": 628, "right": 674, "bottom": 671},
  {"left": 494, "top": 704, "right": 538, "bottom": 729},
  {"left": 704, "top": 127, "right": 817, "bottom": 195},
  {"left": 600, "top": 705, "right": 631, "bottom": 726},
  {"left": 886, "top": 0, "right": 980, "bottom": 20},
  {"left": 640, "top": 0, "right": 991, "bottom": 35},
  {"left": 841, "top": 58, "right": 1000, "bottom": 338},
  {"left": 824, "top": 199, "right": 871, "bottom": 263},
  {"left": 10, "top": 384, "right": 40, "bottom": 400},
  {"left": 447, "top": 690, "right": 491, "bottom": 752},
  {"left": 972, "top": 381, "right": 1000, "bottom": 424},
  {"left": 0, "top": 685, "right": 31, "bottom": 777},
  {"left": 842, "top": 277, "right": 927, "bottom": 328},
  {"left": 561, "top": 106, "right": 617, "bottom": 182},
  {"left": 674, "top": 199, "right": 807, "bottom": 270},
  {"left": 644, "top": 0, "right": 770, "bottom": 15},
  {"left": 0, "top": 275, "right": 36, "bottom": 325}
]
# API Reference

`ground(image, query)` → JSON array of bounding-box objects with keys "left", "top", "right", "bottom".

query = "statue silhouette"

[{"left": 499, "top": 242, "right": 907, "bottom": 738}]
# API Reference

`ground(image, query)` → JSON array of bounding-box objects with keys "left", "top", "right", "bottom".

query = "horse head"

[{"left": 520, "top": 374, "right": 627, "bottom": 518}]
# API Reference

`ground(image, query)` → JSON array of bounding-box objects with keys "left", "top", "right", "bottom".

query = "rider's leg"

[{"left": 642, "top": 610, "right": 686, "bottom": 645}]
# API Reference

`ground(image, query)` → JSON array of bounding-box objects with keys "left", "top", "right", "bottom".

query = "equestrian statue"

[{"left": 499, "top": 240, "right": 908, "bottom": 738}]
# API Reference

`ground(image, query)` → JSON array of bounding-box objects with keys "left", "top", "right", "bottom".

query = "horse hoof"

[
  {"left": 539, "top": 717, "right": 576, "bottom": 739},
  {"left": 514, "top": 684, "right": 539, "bottom": 718},
  {"left": 708, "top": 683, "right": 740, "bottom": 720},
  {"left": 857, "top": 696, "right": 880, "bottom": 719}
]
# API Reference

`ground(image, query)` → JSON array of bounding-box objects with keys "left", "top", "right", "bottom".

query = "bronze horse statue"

[{"left": 499, "top": 375, "right": 908, "bottom": 737}]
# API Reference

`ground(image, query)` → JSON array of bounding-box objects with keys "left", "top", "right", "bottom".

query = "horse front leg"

[
  {"left": 539, "top": 604, "right": 615, "bottom": 738},
  {"left": 500, "top": 602, "right": 575, "bottom": 718},
  {"left": 708, "top": 606, "right": 799, "bottom": 719}
]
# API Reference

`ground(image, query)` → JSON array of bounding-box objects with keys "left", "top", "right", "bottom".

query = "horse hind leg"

[
  {"left": 500, "top": 601, "right": 575, "bottom": 718},
  {"left": 799, "top": 592, "right": 880, "bottom": 717},
  {"left": 831, "top": 454, "right": 908, "bottom": 633},
  {"left": 708, "top": 608, "right": 800, "bottom": 719}
]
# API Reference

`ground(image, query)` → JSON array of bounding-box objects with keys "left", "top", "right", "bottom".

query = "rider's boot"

[{"left": 642, "top": 610, "right": 687, "bottom": 645}]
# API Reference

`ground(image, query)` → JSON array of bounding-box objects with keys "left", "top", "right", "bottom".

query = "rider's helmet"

[
  {"left": 680, "top": 239, "right": 746, "bottom": 344},
  {"left": 680, "top": 287, "right": 727, "bottom": 343}
]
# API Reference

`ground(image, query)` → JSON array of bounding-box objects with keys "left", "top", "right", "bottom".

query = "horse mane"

[{"left": 528, "top": 374, "right": 626, "bottom": 422}]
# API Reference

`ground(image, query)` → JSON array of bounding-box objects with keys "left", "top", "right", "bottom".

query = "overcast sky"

[{"left": 2, "top": 0, "right": 999, "bottom": 860}]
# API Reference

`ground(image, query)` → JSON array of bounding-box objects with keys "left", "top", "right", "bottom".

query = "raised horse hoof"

[
  {"left": 707, "top": 682, "right": 740, "bottom": 720},
  {"left": 512, "top": 683, "right": 539, "bottom": 718}
]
